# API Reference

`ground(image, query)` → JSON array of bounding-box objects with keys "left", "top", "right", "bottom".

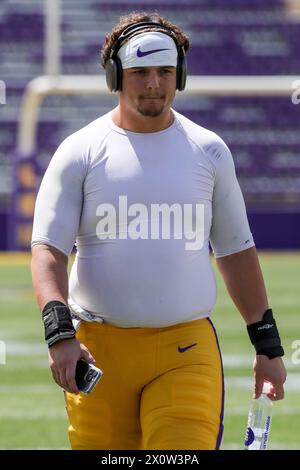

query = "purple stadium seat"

[
  {"left": 3, "top": 13, "right": 44, "bottom": 40},
  {"left": 91, "top": 0, "right": 284, "bottom": 10}
]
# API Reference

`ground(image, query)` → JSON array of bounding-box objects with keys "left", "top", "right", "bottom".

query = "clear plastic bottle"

[{"left": 244, "top": 382, "right": 273, "bottom": 450}]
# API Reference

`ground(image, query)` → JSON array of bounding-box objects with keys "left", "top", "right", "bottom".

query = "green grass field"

[{"left": 0, "top": 252, "right": 299, "bottom": 450}]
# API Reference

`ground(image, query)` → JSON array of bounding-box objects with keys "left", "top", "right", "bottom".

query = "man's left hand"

[{"left": 253, "top": 355, "right": 287, "bottom": 400}]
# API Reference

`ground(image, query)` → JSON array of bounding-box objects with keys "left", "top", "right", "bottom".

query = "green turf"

[{"left": 0, "top": 252, "right": 299, "bottom": 449}]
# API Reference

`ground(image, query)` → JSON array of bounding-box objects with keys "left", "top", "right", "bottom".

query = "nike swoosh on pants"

[{"left": 177, "top": 343, "right": 198, "bottom": 353}]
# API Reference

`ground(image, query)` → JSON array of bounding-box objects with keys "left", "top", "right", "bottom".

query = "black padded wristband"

[
  {"left": 247, "top": 309, "right": 284, "bottom": 359},
  {"left": 42, "top": 300, "right": 76, "bottom": 348}
]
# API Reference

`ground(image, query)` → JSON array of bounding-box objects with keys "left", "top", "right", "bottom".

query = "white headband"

[{"left": 117, "top": 31, "right": 178, "bottom": 69}]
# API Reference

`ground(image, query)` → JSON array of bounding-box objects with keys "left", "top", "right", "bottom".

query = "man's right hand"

[{"left": 48, "top": 338, "right": 96, "bottom": 394}]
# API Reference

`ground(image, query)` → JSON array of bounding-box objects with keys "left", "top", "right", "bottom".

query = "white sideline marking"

[
  {"left": 6, "top": 342, "right": 46, "bottom": 355},
  {"left": 7, "top": 447, "right": 70, "bottom": 450},
  {"left": 221, "top": 442, "right": 300, "bottom": 450},
  {"left": 9, "top": 444, "right": 299, "bottom": 450},
  {"left": 4, "top": 345, "right": 296, "bottom": 368},
  {"left": 223, "top": 355, "right": 251, "bottom": 367},
  {"left": 3, "top": 361, "right": 49, "bottom": 370},
  {"left": 225, "top": 373, "right": 300, "bottom": 391},
  {"left": 227, "top": 405, "right": 300, "bottom": 416},
  {"left": 223, "top": 355, "right": 297, "bottom": 369},
  {"left": 0, "top": 410, "right": 67, "bottom": 419},
  {"left": 1, "top": 374, "right": 299, "bottom": 395},
  {"left": 3, "top": 344, "right": 299, "bottom": 373},
  {"left": 0, "top": 385, "right": 55, "bottom": 394}
]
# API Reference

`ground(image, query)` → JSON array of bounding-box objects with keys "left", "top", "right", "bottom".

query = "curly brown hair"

[{"left": 100, "top": 11, "right": 190, "bottom": 68}]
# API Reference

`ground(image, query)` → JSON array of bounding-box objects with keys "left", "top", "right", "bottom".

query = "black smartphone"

[{"left": 75, "top": 359, "right": 103, "bottom": 394}]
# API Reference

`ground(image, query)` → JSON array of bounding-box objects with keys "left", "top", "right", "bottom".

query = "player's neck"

[{"left": 111, "top": 105, "right": 174, "bottom": 133}]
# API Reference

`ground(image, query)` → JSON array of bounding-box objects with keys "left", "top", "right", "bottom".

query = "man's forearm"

[
  {"left": 216, "top": 246, "right": 268, "bottom": 324},
  {"left": 31, "top": 244, "right": 69, "bottom": 311}
]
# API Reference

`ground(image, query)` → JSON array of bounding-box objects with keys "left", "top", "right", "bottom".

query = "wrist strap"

[
  {"left": 42, "top": 300, "right": 76, "bottom": 348},
  {"left": 247, "top": 309, "right": 284, "bottom": 359}
]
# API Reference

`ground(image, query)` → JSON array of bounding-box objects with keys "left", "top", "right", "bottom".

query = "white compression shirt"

[{"left": 32, "top": 110, "right": 254, "bottom": 327}]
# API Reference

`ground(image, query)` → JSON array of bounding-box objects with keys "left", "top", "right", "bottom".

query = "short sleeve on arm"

[
  {"left": 31, "top": 135, "right": 86, "bottom": 256},
  {"left": 208, "top": 137, "right": 255, "bottom": 258}
]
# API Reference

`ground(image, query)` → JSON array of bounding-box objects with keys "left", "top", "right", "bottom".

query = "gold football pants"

[{"left": 65, "top": 317, "right": 224, "bottom": 450}]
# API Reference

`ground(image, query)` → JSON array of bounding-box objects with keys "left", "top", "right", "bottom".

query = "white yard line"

[
  {"left": 0, "top": 410, "right": 67, "bottom": 419},
  {"left": 3, "top": 342, "right": 46, "bottom": 356},
  {"left": 1, "top": 344, "right": 300, "bottom": 373},
  {"left": 223, "top": 355, "right": 298, "bottom": 370},
  {"left": 225, "top": 373, "right": 300, "bottom": 391},
  {"left": 226, "top": 405, "right": 300, "bottom": 416},
  {"left": 0, "top": 385, "right": 56, "bottom": 394},
  {"left": 221, "top": 442, "right": 300, "bottom": 450},
  {"left": 7, "top": 447, "right": 71, "bottom": 450},
  {"left": 1, "top": 373, "right": 299, "bottom": 396},
  {"left": 3, "top": 345, "right": 298, "bottom": 368}
]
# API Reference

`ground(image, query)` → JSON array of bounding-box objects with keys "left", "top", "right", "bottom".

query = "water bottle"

[{"left": 244, "top": 382, "right": 273, "bottom": 450}]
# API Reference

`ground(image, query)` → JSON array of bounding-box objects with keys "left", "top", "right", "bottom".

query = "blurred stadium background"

[{"left": 0, "top": 0, "right": 299, "bottom": 450}]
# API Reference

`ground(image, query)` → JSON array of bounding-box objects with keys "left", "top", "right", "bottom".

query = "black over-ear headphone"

[{"left": 105, "top": 21, "right": 187, "bottom": 92}]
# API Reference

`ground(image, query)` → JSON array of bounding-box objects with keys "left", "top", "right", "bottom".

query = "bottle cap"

[{"left": 262, "top": 382, "right": 271, "bottom": 394}]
